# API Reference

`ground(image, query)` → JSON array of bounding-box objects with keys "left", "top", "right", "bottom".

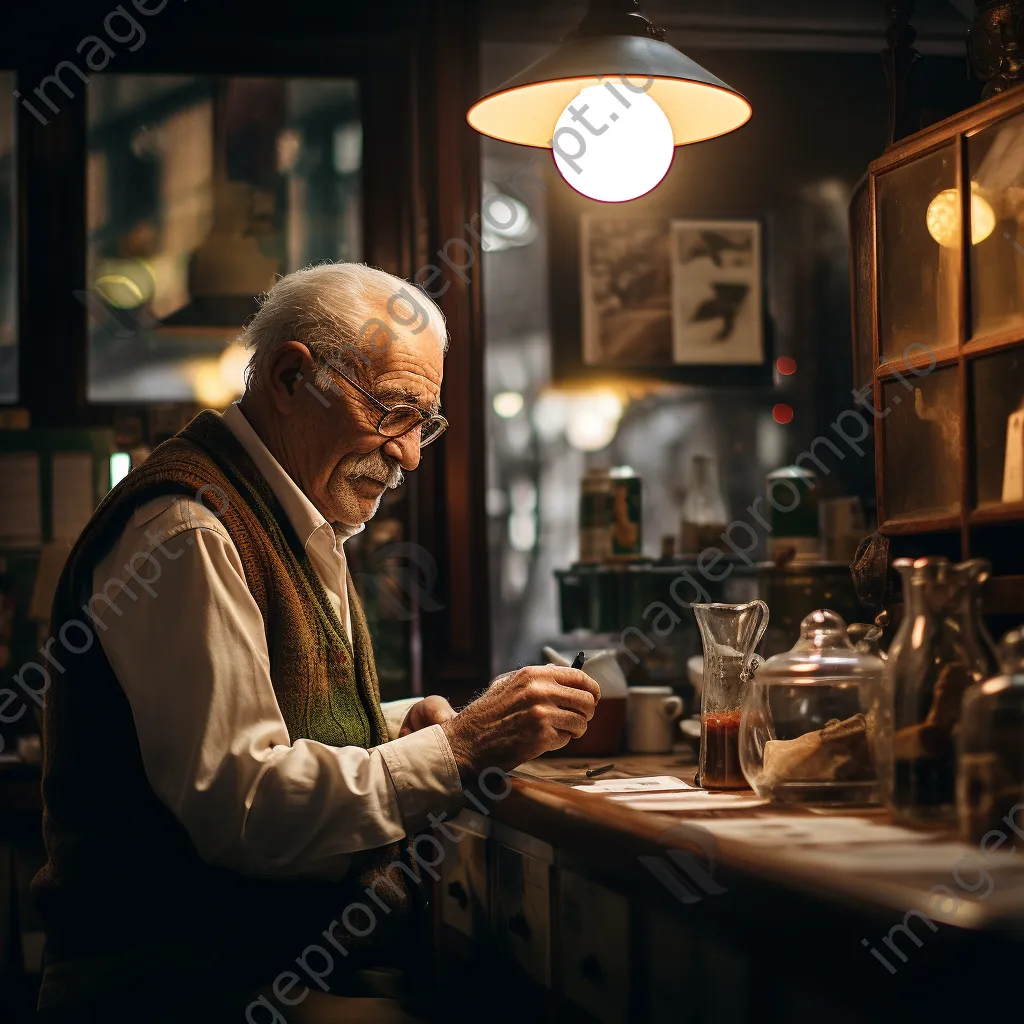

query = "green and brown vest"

[{"left": 32, "top": 411, "right": 422, "bottom": 1008}]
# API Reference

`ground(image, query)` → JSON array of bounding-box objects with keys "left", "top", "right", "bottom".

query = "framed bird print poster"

[
  {"left": 670, "top": 219, "right": 763, "bottom": 364},
  {"left": 578, "top": 215, "right": 765, "bottom": 372}
]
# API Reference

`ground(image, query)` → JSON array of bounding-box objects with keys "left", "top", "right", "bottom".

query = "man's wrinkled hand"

[
  {"left": 399, "top": 695, "right": 458, "bottom": 737},
  {"left": 440, "top": 665, "right": 600, "bottom": 783}
]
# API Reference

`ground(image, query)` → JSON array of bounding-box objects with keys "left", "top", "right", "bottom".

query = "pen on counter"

[
  {"left": 586, "top": 763, "right": 615, "bottom": 778},
  {"left": 570, "top": 651, "right": 586, "bottom": 670}
]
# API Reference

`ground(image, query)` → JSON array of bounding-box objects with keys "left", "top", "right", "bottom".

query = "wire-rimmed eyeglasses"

[{"left": 312, "top": 357, "right": 448, "bottom": 448}]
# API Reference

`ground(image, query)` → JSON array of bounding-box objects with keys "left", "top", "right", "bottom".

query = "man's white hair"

[{"left": 240, "top": 262, "right": 448, "bottom": 390}]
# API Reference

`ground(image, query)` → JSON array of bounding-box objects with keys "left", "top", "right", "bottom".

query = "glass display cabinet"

[
  {"left": 854, "top": 84, "right": 1024, "bottom": 616},
  {"left": 0, "top": 74, "right": 15, "bottom": 405}
]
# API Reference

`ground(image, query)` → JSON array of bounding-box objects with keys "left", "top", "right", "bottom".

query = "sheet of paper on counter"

[
  {"left": 608, "top": 791, "right": 768, "bottom": 811},
  {"left": 696, "top": 815, "right": 924, "bottom": 847},
  {"left": 572, "top": 775, "right": 694, "bottom": 794},
  {"left": 782, "top": 841, "right": 1024, "bottom": 874}
]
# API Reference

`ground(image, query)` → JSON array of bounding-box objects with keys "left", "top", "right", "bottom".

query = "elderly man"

[{"left": 33, "top": 264, "right": 598, "bottom": 1023}]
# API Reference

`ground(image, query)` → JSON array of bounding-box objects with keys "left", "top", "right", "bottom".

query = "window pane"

[
  {"left": 968, "top": 110, "right": 1024, "bottom": 339},
  {"left": 849, "top": 175, "right": 874, "bottom": 392},
  {"left": 876, "top": 145, "right": 959, "bottom": 363},
  {"left": 86, "top": 75, "right": 362, "bottom": 403},
  {"left": 0, "top": 73, "right": 16, "bottom": 403},
  {"left": 882, "top": 367, "right": 961, "bottom": 521},
  {"left": 972, "top": 347, "right": 1024, "bottom": 509}
]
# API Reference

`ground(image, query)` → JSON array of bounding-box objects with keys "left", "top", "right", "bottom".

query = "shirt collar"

[{"left": 221, "top": 403, "right": 364, "bottom": 552}]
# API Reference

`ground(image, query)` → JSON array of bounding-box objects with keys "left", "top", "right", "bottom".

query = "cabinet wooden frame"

[{"left": 862, "top": 83, "right": 1024, "bottom": 612}]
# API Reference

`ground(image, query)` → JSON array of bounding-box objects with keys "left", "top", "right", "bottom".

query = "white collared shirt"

[{"left": 90, "top": 404, "right": 462, "bottom": 881}]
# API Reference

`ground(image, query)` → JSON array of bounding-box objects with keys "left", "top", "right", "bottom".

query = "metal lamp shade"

[{"left": 467, "top": 34, "right": 751, "bottom": 148}]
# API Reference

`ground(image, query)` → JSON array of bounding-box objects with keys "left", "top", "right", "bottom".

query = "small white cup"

[{"left": 626, "top": 686, "right": 684, "bottom": 754}]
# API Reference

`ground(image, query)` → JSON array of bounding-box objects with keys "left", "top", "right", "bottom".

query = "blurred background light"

[
  {"left": 565, "top": 389, "right": 624, "bottom": 451},
  {"left": 772, "top": 402, "right": 794, "bottom": 425},
  {"left": 109, "top": 452, "right": 132, "bottom": 488},
  {"left": 493, "top": 390, "right": 525, "bottom": 418},
  {"left": 218, "top": 343, "right": 250, "bottom": 396}
]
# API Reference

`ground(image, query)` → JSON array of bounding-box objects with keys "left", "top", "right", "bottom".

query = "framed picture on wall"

[
  {"left": 578, "top": 214, "right": 765, "bottom": 370},
  {"left": 670, "top": 219, "right": 764, "bottom": 365},
  {"left": 560, "top": 207, "right": 770, "bottom": 386},
  {"left": 580, "top": 215, "right": 673, "bottom": 366}
]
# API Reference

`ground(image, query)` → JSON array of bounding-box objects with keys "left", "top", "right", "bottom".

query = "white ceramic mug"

[{"left": 626, "top": 686, "right": 684, "bottom": 754}]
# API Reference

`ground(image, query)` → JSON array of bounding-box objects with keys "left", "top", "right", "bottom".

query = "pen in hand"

[{"left": 570, "top": 651, "right": 586, "bottom": 670}]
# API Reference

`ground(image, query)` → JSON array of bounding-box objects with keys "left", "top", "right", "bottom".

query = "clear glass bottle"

[
  {"left": 680, "top": 454, "right": 728, "bottom": 555},
  {"left": 693, "top": 601, "right": 769, "bottom": 790},
  {"left": 877, "top": 558, "right": 998, "bottom": 824},
  {"left": 958, "top": 627, "right": 1024, "bottom": 844},
  {"left": 739, "top": 610, "right": 884, "bottom": 806}
]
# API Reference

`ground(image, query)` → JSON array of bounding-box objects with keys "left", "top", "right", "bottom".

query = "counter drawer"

[
  {"left": 494, "top": 840, "right": 553, "bottom": 988},
  {"left": 556, "top": 870, "right": 630, "bottom": 1024},
  {"left": 439, "top": 810, "right": 491, "bottom": 939},
  {"left": 647, "top": 909, "right": 698, "bottom": 1024}
]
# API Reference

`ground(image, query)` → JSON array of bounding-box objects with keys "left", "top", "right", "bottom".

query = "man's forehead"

[
  {"left": 366, "top": 331, "right": 443, "bottom": 410},
  {"left": 369, "top": 323, "right": 444, "bottom": 380}
]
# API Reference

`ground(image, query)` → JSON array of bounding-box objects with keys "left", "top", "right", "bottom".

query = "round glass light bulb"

[
  {"left": 552, "top": 82, "right": 675, "bottom": 203},
  {"left": 926, "top": 187, "right": 996, "bottom": 248}
]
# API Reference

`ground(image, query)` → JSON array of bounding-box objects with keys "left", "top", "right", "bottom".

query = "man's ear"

[{"left": 265, "top": 341, "right": 313, "bottom": 414}]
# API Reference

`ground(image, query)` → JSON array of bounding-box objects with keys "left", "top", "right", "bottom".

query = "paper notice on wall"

[
  {"left": 1002, "top": 406, "right": 1024, "bottom": 503},
  {"left": 52, "top": 452, "right": 96, "bottom": 540},
  {"left": 0, "top": 453, "right": 42, "bottom": 545}
]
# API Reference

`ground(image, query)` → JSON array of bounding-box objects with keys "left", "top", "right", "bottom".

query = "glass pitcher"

[
  {"left": 877, "top": 558, "right": 998, "bottom": 824},
  {"left": 693, "top": 601, "right": 769, "bottom": 789}
]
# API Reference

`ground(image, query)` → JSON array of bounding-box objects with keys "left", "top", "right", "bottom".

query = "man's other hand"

[
  {"left": 399, "top": 696, "right": 458, "bottom": 737},
  {"left": 440, "top": 666, "right": 599, "bottom": 784}
]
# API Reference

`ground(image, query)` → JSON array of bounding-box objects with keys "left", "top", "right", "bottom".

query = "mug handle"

[{"left": 660, "top": 696, "right": 684, "bottom": 720}]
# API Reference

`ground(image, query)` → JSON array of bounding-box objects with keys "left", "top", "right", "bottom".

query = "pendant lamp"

[{"left": 467, "top": 0, "right": 752, "bottom": 202}]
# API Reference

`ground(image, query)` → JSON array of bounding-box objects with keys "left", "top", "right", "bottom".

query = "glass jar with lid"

[
  {"left": 958, "top": 627, "right": 1024, "bottom": 844},
  {"left": 739, "top": 609, "right": 884, "bottom": 805}
]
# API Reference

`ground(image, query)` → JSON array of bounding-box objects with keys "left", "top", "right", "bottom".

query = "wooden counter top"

[{"left": 498, "top": 753, "right": 1024, "bottom": 936}]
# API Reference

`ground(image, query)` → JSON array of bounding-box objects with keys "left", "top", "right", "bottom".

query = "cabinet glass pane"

[
  {"left": 876, "top": 145, "right": 959, "bottom": 363},
  {"left": 850, "top": 175, "right": 874, "bottom": 392},
  {"left": 973, "top": 347, "right": 1024, "bottom": 508},
  {"left": 882, "top": 366, "right": 961, "bottom": 520},
  {"left": 968, "top": 110, "right": 1024, "bottom": 339},
  {"left": 87, "top": 75, "right": 362, "bottom": 402},
  {"left": 0, "top": 75, "right": 15, "bottom": 403}
]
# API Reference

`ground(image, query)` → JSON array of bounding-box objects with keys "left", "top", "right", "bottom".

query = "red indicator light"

[{"left": 772, "top": 403, "right": 794, "bottom": 425}]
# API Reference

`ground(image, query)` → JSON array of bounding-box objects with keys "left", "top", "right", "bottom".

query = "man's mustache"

[{"left": 346, "top": 451, "right": 404, "bottom": 489}]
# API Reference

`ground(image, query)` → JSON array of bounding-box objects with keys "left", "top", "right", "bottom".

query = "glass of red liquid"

[{"left": 693, "top": 601, "right": 769, "bottom": 790}]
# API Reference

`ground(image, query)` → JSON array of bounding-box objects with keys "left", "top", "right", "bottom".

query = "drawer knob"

[
  {"left": 446, "top": 880, "right": 469, "bottom": 910},
  {"left": 579, "top": 954, "right": 606, "bottom": 986}
]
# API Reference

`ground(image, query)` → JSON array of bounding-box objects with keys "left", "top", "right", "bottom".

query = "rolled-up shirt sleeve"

[{"left": 91, "top": 497, "right": 463, "bottom": 881}]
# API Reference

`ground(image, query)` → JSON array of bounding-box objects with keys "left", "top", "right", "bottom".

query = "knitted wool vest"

[{"left": 32, "top": 411, "right": 420, "bottom": 1008}]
